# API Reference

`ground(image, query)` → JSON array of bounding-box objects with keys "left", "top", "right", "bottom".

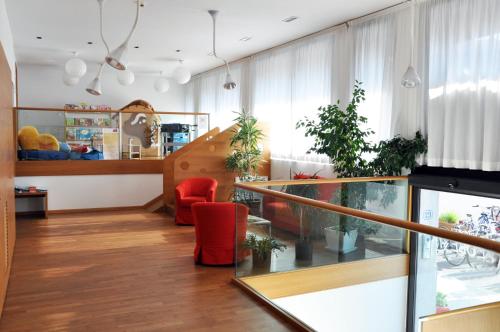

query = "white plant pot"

[{"left": 324, "top": 227, "right": 358, "bottom": 254}]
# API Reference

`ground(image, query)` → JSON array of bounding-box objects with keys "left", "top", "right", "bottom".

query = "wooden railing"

[{"left": 235, "top": 177, "right": 500, "bottom": 253}]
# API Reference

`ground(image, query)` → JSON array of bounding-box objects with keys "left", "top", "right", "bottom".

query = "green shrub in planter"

[{"left": 439, "top": 212, "right": 459, "bottom": 224}]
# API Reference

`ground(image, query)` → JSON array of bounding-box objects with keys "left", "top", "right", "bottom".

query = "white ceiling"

[{"left": 6, "top": 0, "right": 401, "bottom": 76}]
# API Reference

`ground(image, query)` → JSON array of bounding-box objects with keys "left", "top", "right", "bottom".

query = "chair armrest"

[
  {"left": 206, "top": 188, "right": 216, "bottom": 202},
  {"left": 175, "top": 186, "right": 186, "bottom": 201}
]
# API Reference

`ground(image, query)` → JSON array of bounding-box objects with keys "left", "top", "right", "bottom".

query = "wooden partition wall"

[
  {"left": 163, "top": 125, "right": 270, "bottom": 207},
  {"left": 0, "top": 42, "right": 16, "bottom": 317}
]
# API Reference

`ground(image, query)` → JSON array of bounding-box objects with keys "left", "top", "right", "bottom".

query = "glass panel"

[
  {"left": 234, "top": 181, "right": 499, "bottom": 332},
  {"left": 235, "top": 188, "right": 407, "bottom": 278},
  {"left": 413, "top": 232, "right": 500, "bottom": 331},
  {"left": 16, "top": 108, "right": 209, "bottom": 161},
  {"left": 17, "top": 109, "right": 120, "bottom": 160},
  {"left": 267, "top": 179, "right": 408, "bottom": 219}
]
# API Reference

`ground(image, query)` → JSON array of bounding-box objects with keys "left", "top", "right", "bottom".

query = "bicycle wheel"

[{"left": 444, "top": 242, "right": 467, "bottom": 266}]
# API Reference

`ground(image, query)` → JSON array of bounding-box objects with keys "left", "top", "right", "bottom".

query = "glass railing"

[
  {"left": 233, "top": 177, "right": 500, "bottom": 332},
  {"left": 15, "top": 107, "right": 210, "bottom": 161}
]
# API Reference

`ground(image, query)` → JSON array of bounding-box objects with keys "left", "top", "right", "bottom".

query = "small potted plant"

[
  {"left": 324, "top": 216, "right": 360, "bottom": 253},
  {"left": 244, "top": 234, "right": 286, "bottom": 271},
  {"left": 439, "top": 212, "right": 459, "bottom": 231},
  {"left": 436, "top": 292, "right": 450, "bottom": 313}
]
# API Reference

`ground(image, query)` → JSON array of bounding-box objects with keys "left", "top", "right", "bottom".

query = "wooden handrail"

[
  {"left": 234, "top": 180, "right": 500, "bottom": 253},
  {"left": 240, "top": 176, "right": 408, "bottom": 187},
  {"left": 13, "top": 106, "right": 210, "bottom": 116}
]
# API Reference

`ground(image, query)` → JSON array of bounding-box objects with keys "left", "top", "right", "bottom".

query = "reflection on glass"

[
  {"left": 268, "top": 179, "right": 408, "bottom": 220},
  {"left": 235, "top": 188, "right": 407, "bottom": 278}
]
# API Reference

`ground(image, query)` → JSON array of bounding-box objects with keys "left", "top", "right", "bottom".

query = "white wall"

[
  {"left": 0, "top": 0, "right": 16, "bottom": 84},
  {"left": 15, "top": 175, "right": 162, "bottom": 211},
  {"left": 17, "top": 63, "right": 185, "bottom": 110},
  {"left": 14, "top": 63, "right": 184, "bottom": 211},
  {"left": 273, "top": 277, "right": 408, "bottom": 332}
]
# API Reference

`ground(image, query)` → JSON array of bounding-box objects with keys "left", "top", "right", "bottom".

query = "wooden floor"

[{"left": 0, "top": 211, "right": 295, "bottom": 331}]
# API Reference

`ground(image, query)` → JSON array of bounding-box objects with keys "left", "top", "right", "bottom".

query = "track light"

[
  {"left": 106, "top": 0, "right": 141, "bottom": 70},
  {"left": 86, "top": 63, "right": 104, "bottom": 96}
]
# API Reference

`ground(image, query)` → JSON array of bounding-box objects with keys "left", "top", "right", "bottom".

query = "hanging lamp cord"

[
  {"left": 210, "top": 11, "right": 232, "bottom": 75},
  {"left": 124, "top": 0, "right": 141, "bottom": 44}
]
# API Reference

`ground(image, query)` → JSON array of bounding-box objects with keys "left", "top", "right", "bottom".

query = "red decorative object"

[
  {"left": 192, "top": 202, "right": 249, "bottom": 265},
  {"left": 175, "top": 178, "right": 218, "bottom": 225}
]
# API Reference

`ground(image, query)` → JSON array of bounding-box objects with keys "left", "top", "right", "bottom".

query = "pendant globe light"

[
  {"left": 86, "top": 63, "right": 104, "bottom": 96},
  {"left": 401, "top": 0, "right": 421, "bottom": 88},
  {"left": 208, "top": 10, "right": 236, "bottom": 90},
  {"left": 117, "top": 69, "right": 135, "bottom": 86},
  {"left": 64, "top": 52, "right": 87, "bottom": 78},
  {"left": 155, "top": 73, "right": 170, "bottom": 93},
  {"left": 172, "top": 60, "right": 191, "bottom": 85},
  {"left": 106, "top": 0, "right": 141, "bottom": 70},
  {"left": 63, "top": 73, "right": 80, "bottom": 86}
]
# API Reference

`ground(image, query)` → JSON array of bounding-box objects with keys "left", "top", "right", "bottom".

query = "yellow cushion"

[
  {"left": 18, "top": 126, "right": 40, "bottom": 150},
  {"left": 37, "top": 133, "right": 60, "bottom": 151}
]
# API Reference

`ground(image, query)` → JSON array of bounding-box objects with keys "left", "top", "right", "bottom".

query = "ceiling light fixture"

[
  {"left": 282, "top": 16, "right": 299, "bottom": 23},
  {"left": 208, "top": 10, "right": 236, "bottom": 90},
  {"left": 64, "top": 52, "right": 87, "bottom": 78},
  {"left": 172, "top": 60, "right": 191, "bottom": 85},
  {"left": 239, "top": 36, "right": 252, "bottom": 42},
  {"left": 155, "top": 73, "right": 170, "bottom": 93},
  {"left": 36, "top": 36, "right": 42, "bottom": 39},
  {"left": 401, "top": 1, "right": 421, "bottom": 88},
  {"left": 63, "top": 73, "right": 80, "bottom": 86},
  {"left": 106, "top": 0, "right": 141, "bottom": 70},
  {"left": 86, "top": 63, "right": 104, "bottom": 95},
  {"left": 117, "top": 69, "right": 135, "bottom": 86}
]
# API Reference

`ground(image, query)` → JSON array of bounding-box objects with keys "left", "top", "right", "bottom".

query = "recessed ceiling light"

[
  {"left": 239, "top": 36, "right": 252, "bottom": 42},
  {"left": 175, "top": 49, "right": 181, "bottom": 53},
  {"left": 87, "top": 41, "right": 93, "bottom": 45},
  {"left": 134, "top": 46, "right": 139, "bottom": 49},
  {"left": 36, "top": 36, "right": 42, "bottom": 40},
  {"left": 282, "top": 16, "right": 299, "bottom": 23}
]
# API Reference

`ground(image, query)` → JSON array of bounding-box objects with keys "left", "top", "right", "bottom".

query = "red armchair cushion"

[
  {"left": 175, "top": 177, "right": 218, "bottom": 225},
  {"left": 192, "top": 202, "right": 249, "bottom": 265}
]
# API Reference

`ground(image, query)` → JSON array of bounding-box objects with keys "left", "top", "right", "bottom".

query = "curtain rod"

[{"left": 192, "top": 0, "right": 412, "bottom": 79}]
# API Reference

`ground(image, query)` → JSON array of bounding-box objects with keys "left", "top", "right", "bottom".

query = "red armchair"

[
  {"left": 175, "top": 177, "right": 218, "bottom": 225},
  {"left": 192, "top": 202, "right": 249, "bottom": 265}
]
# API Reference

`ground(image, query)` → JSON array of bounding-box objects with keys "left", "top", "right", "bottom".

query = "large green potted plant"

[
  {"left": 226, "top": 109, "right": 265, "bottom": 214},
  {"left": 297, "top": 80, "right": 427, "bottom": 255},
  {"left": 244, "top": 234, "right": 286, "bottom": 271},
  {"left": 226, "top": 109, "right": 264, "bottom": 179}
]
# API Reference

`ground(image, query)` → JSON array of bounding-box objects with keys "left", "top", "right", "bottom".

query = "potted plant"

[
  {"left": 286, "top": 172, "right": 322, "bottom": 262},
  {"left": 297, "top": 81, "right": 427, "bottom": 255},
  {"left": 226, "top": 109, "right": 266, "bottom": 214},
  {"left": 244, "top": 234, "right": 286, "bottom": 271},
  {"left": 439, "top": 212, "right": 459, "bottom": 231},
  {"left": 436, "top": 292, "right": 450, "bottom": 313}
]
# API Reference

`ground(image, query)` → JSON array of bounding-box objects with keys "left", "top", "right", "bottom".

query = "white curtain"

[
  {"left": 420, "top": 0, "right": 500, "bottom": 171},
  {"left": 251, "top": 33, "right": 333, "bottom": 165},
  {"left": 185, "top": 0, "right": 500, "bottom": 175},
  {"left": 351, "top": 14, "right": 397, "bottom": 144},
  {"left": 185, "top": 63, "right": 243, "bottom": 131}
]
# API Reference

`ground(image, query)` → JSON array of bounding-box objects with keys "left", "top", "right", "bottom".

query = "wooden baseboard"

[{"left": 48, "top": 205, "right": 144, "bottom": 215}]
